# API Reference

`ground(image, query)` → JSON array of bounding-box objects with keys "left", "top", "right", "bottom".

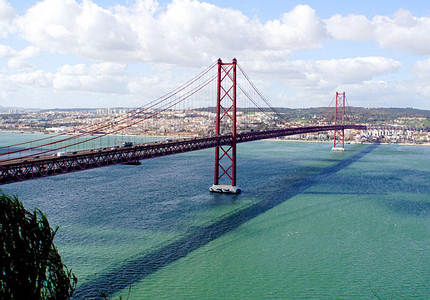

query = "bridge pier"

[
  {"left": 210, "top": 58, "right": 241, "bottom": 194},
  {"left": 209, "top": 184, "right": 241, "bottom": 194}
]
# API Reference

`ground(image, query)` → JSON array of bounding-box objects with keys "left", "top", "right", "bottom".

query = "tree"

[{"left": 0, "top": 192, "right": 77, "bottom": 299}]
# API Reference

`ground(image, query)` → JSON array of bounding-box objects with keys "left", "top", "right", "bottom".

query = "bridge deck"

[{"left": 0, "top": 125, "right": 365, "bottom": 185}]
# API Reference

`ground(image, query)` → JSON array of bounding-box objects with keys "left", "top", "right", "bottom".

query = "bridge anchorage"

[{"left": 209, "top": 58, "right": 240, "bottom": 194}]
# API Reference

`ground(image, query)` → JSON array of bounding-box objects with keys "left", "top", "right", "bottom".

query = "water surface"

[{"left": 2, "top": 133, "right": 430, "bottom": 299}]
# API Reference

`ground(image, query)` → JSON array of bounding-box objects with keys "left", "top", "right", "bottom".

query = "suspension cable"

[
  {"left": 0, "top": 62, "right": 218, "bottom": 156},
  {"left": 0, "top": 61, "right": 218, "bottom": 151},
  {"left": 0, "top": 73, "right": 217, "bottom": 163}
]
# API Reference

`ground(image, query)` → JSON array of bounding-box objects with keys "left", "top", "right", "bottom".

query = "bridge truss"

[{"left": 0, "top": 124, "right": 365, "bottom": 185}]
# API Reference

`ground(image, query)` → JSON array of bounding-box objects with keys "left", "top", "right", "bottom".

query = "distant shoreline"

[
  {"left": 264, "top": 138, "right": 430, "bottom": 147},
  {"left": 1, "top": 129, "right": 429, "bottom": 147}
]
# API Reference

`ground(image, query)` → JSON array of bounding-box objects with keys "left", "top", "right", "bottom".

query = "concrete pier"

[{"left": 209, "top": 184, "right": 241, "bottom": 194}]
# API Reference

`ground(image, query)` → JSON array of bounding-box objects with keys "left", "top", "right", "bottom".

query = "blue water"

[{"left": 2, "top": 134, "right": 430, "bottom": 299}]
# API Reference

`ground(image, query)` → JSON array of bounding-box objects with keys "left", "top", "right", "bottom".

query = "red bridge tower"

[
  {"left": 332, "top": 91, "right": 345, "bottom": 151},
  {"left": 209, "top": 58, "right": 241, "bottom": 194}
]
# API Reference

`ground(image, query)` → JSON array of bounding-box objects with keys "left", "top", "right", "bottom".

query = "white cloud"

[
  {"left": 311, "top": 57, "right": 401, "bottom": 83},
  {"left": 0, "top": 0, "right": 14, "bottom": 20},
  {"left": 325, "top": 14, "right": 374, "bottom": 41},
  {"left": 4, "top": 56, "right": 404, "bottom": 109},
  {"left": 241, "top": 56, "right": 406, "bottom": 108},
  {"left": 16, "top": 1, "right": 430, "bottom": 66},
  {"left": 263, "top": 5, "right": 327, "bottom": 50},
  {"left": 7, "top": 61, "right": 171, "bottom": 98},
  {"left": 53, "top": 62, "right": 129, "bottom": 94},
  {"left": 249, "top": 56, "right": 401, "bottom": 86},
  {"left": 1, "top": 1, "right": 429, "bottom": 109},
  {"left": 0, "top": 0, "right": 15, "bottom": 38},
  {"left": 342, "top": 80, "right": 430, "bottom": 108},
  {"left": 17, "top": 0, "right": 140, "bottom": 62},
  {"left": 127, "top": 75, "right": 162, "bottom": 95},
  {"left": 412, "top": 58, "right": 430, "bottom": 79},
  {"left": 0, "top": 44, "right": 40, "bottom": 70},
  {"left": 0, "top": 44, "right": 14, "bottom": 58},
  {"left": 10, "top": 70, "right": 53, "bottom": 87},
  {"left": 7, "top": 62, "right": 130, "bottom": 93},
  {"left": 270, "top": 78, "right": 430, "bottom": 109},
  {"left": 7, "top": 46, "right": 40, "bottom": 70},
  {"left": 325, "top": 9, "right": 430, "bottom": 55},
  {"left": 16, "top": 0, "right": 327, "bottom": 66},
  {"left": 57, "top": 62, "right": 126, "bottom": 76}
]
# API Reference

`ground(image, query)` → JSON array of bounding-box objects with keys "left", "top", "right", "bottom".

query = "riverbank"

[
  {"left": 2, "top": 129, "right": 429, "bottom": 147},
  {"left": 264, "top": 138, "right": 430, "bottom": 147}
]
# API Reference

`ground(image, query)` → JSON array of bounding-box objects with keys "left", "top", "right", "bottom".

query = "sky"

[{"left": 1, "top": 0, "right": 430, "bottom": 109}]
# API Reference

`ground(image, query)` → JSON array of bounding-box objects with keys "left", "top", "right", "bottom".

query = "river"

[{"left": 1, "top": 132, "right": 430, "bottom": 299}]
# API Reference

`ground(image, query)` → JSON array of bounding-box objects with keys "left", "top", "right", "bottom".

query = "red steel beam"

[{"left": 0, "top": 124, "right": 366, "bottom": 185}]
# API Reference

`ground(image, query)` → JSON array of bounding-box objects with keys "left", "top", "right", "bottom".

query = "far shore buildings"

[{"left": 0, "top": 108, "right": 429, "bottom": 145}]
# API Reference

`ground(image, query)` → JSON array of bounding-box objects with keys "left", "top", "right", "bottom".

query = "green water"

[
  {"left": 109, "top": 144, "right": 430, "bottom": 299},
  {"left": 2, "top": 132, "right": 430, "bottom": 299}
]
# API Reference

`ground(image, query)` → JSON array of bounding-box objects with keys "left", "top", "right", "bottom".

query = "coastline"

[
  {"left": 1, "top": 129, "right": 429, "bottom": 147},
  {"left": 263, "top": 138, "right": 430, "bottom": 147}
]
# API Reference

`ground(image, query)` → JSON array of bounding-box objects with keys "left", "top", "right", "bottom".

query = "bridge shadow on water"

[
  {"left": 73, "top": 143, "right": 379, "bottom": 299},
  {"left": 391, "top": 199, "right": 430, "bottom": 216}
]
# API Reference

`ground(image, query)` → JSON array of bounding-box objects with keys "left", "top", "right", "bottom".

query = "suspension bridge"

[{"left": 0, "top": 59, "right": 366, "bottom": 192}]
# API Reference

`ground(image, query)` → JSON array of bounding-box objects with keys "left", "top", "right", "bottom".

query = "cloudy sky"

[{"left": 1, "top": 0, "right": 430, "bottom": 109}]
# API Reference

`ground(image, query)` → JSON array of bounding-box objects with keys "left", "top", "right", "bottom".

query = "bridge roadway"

[{"left": 0, "top": 125, "right": 366, "bottom": 185}]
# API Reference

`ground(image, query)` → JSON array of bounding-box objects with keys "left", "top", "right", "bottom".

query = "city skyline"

[{"left": 1, "top": 0, "right": 430, "bottom": 109}]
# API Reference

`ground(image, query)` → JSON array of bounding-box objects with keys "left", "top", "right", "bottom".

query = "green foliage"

[
  {"left": 0, "top": 192, "right": 77, "bottom": 300},
  {"left": 197, "top": 106, "right": 430, "bottom": 126}
]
